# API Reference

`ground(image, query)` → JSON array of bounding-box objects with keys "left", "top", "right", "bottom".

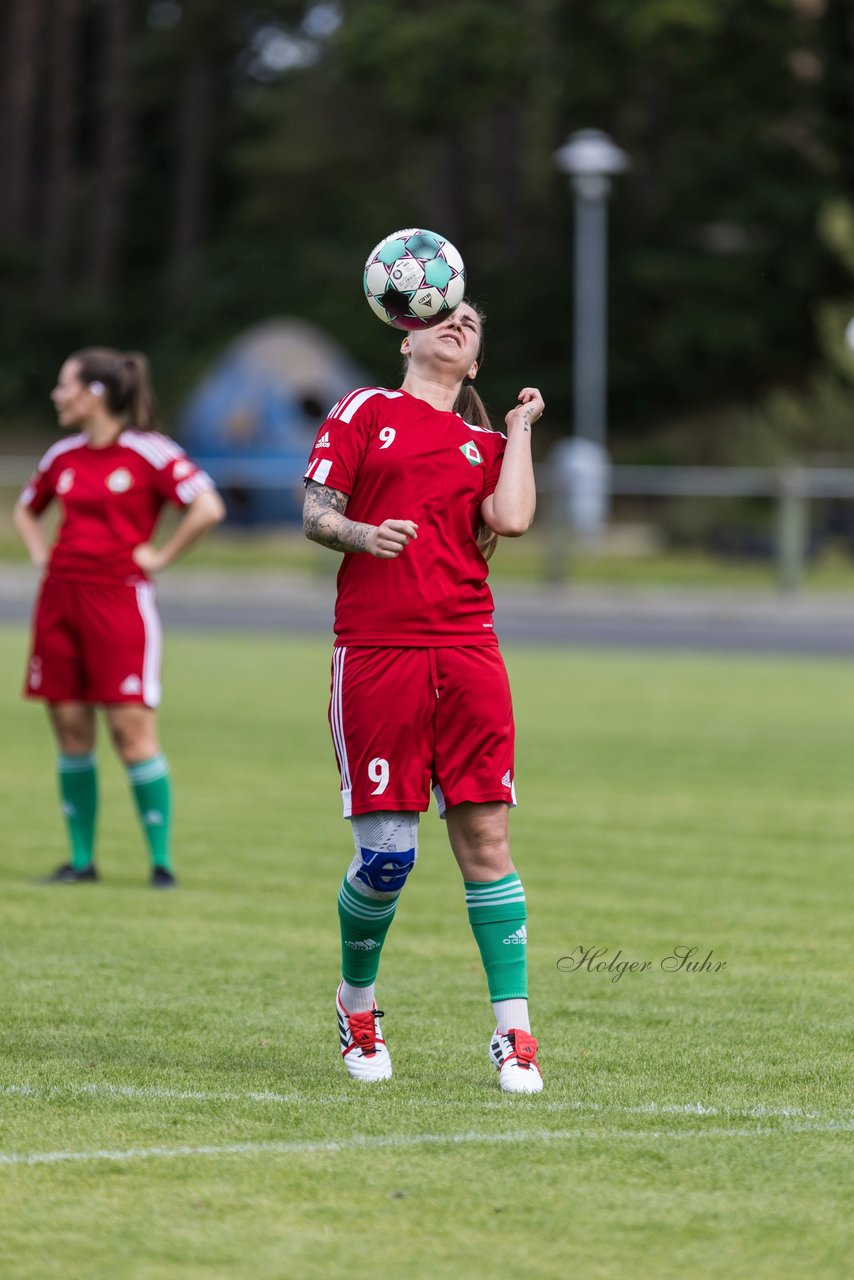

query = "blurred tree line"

[{"left": 1, "top": 0, "right": 854, "bottom": 462}]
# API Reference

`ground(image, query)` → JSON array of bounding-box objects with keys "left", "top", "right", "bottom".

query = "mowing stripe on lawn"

[
  {"left": 1, "top": 1122, "right": 853, "bottom": 1168},
  {"left": 1, "top": 1081, "right": 848, "bottom": 1123}
]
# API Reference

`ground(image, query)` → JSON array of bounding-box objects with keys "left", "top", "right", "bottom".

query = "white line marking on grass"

[
  {"left": 2, "top": 1083, "right": 307, "bottom": 1105},
  {"left": 1, "top": 1082, "right": 848, "bottom": 1125},
  {"left": 1, "top": 1122, "right": 853, "bottom": 1168}
]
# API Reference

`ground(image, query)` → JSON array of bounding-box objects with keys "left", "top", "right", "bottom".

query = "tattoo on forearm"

[{"left": 303, "top": 483, "right": 371, "bottom": 553}]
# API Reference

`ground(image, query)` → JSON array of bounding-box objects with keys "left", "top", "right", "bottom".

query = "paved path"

[{"left": 2, "top": 565, "right": 854, "bottom": 656}]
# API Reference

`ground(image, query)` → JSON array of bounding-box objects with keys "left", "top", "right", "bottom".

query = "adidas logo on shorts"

[
  {"left": 501, "top": 770, "right": 512, "bottom": 788},
  {"left": 119, "top": 674, "right": 142, "bottom": 695},
  {"left": 502, "top": 926, "right": 527, "bottom": 946}
]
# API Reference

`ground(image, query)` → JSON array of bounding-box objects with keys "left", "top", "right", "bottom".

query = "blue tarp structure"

[{"left": 177, "top": 317, "right": 371, "bottom": 525}]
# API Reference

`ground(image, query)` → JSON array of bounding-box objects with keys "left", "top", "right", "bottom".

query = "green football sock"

[
  {"left": 337, "top": 877, "right": 400, "bottom": 987},
  {"left": 127, "top": 754, "right": 173, "bottom": 872},
  {"left": 58, "top": 752, "right": 98, "bottom": 871},
  {"left": 465, "top": 872, "right": 529, "bottom": 1001}
]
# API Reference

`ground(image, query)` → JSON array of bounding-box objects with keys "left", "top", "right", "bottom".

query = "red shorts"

[
  {"left": 25, "top": 575, "right": 163, "bottom": 707},
  {"left": 328, "top": 645, "right": 516, "bottom": 817}
]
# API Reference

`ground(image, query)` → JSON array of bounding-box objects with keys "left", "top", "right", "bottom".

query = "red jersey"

[
  {"left": 20, "top": 430, "right": 214, "bottom": 583},
  {"left": 304, "top": 387, "right": 506, "bottom": 645}
]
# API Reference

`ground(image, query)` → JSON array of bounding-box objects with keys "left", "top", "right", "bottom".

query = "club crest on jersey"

[
  {"left": 106, "top": 467, "right": 133, "bottom": 493},
  {"left": 56, "top": 468, "right": 75, "bottom": 495},
  {"left": 459, "top": 441, "right": 483, "bottom": 467}
]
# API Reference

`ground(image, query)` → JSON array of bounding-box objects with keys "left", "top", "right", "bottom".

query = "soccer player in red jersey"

[
  {"left": 303, "top": 301, "right": 545, "bottom": 1093},
  {"left": 14, "top": 347, "right": 225, "bottom": 887}
]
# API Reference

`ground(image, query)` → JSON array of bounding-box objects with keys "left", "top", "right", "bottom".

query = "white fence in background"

[{"left": 540, "top": 463, "right": 854, "bottom": 592}]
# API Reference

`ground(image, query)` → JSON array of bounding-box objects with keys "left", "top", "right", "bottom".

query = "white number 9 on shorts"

[{"left": 368, "top": 757, "right": 390, "bottom": 795}]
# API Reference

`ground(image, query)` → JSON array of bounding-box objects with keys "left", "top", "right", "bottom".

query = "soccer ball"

[{"left": 363, "top": 228, "right": 466, "bottom": 331}]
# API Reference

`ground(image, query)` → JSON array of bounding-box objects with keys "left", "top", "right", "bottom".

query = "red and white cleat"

[
  {"left": 336, "top": 983, "right": 392, "bottom": 1081},
  {"left": 489, "top": 1028, "right": 543, "bottom": 1094}
]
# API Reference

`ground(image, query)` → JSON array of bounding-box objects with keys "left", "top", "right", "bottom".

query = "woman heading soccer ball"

[
  {"left": 303, "top": 301, "right": 545, "bottom": 1093},
  {"left": 14, "top": 347, "right": 225, "bottom": 887}
]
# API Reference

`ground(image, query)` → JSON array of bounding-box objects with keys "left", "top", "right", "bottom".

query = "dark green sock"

[
  {"left": 127, "top": 754, "right": 173, "bottom": 872},
  {"left": 58, "top": 752, "right": 98, "bottom": 871},
  {"left": 465, "top": 873, "right": 529, "bottom": 1001},
  {"left": 337, "top": 877, "right": 400, "bottom": 986}
]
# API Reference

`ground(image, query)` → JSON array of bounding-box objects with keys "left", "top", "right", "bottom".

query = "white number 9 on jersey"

[
  {"left": 368, "top": 757, "right": 390, "bottom": 795},
  {"left": 378, "top": 428, "right": 396, "bottom": 450}
]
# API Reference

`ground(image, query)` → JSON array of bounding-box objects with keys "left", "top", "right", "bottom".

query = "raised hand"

[{"left": 504, "top": 387, "right": 545, "bottom": 435}]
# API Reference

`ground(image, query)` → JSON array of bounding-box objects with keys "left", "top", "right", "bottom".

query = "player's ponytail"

[
  {"left": 453, "top": 379, "right": 499, "bottom": 560},
  {"left": 453, "top": 382, "right": 492, "bottom": 431},
  {"left": 71, "top": 347, "right": 161, "bottom": 432},
  {"left": 450, "top": 304, "right": 498, "bottom": 561},
  {"left": 122, "top": 352, "right": 159, "bottom": 432},
  {"left": 451, "top": 300, "right": 489, "bottom": 418}
]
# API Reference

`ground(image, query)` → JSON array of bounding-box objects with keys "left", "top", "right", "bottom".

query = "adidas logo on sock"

[
  {"left": 501, "top": 770, "right": 512, "bottom": 787},
  {"left": 502, "top": 925, "right": 527, "bottom": 946},
  {"left": 345, "top": 938, "right": 380, "bottom": 950},
  {"left": 316, "top": 431, "right": 331, "bottom": 448}
]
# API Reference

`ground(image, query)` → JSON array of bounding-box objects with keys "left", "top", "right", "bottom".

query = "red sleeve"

[
  {"left": 18, "top": 454, "right": 57, "bottom": 515},
  {"left": 481, "top": 432, "right": 507, "bottom": 499},
  {"left": 303, "top": 389, "right": 377, "bottom": 496}
]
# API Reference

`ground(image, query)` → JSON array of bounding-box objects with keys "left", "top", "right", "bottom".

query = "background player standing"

[
  {"left": 303, "top": 302, "right": 545, "bottom": 1093},
  {"left": 13, "top": 347, "right": 225, "bottom": 887}
]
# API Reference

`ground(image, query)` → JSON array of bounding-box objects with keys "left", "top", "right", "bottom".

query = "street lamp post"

[{"left": 552, "top": 129, "right": 629, "bottom": 544}]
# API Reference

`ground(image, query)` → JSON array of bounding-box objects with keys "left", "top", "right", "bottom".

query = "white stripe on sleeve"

[
  {"left": 32, "top": 434, "right": 87, "bottom": 473},
  {"left": 336, "top": 388, "right": 403, "bottom": 424},
  {"left": 176, "top": 472, "right": 214, "bottom": 504},
  {"left": 120, "top": 431, "right": 185, "bottom": 470}
]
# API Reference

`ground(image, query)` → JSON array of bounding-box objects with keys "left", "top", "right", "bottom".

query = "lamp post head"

[{"left": 554, "top": 128, "right": 630, "bottom": 200}]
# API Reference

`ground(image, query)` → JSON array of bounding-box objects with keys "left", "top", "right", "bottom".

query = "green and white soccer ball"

[{"left": 363, "top": 228, "right": 466, "bottom": 330}]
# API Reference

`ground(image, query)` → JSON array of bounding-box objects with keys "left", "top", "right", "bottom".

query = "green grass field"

[{"left": 0, "top": 626, "right": 851, "bottom": 1279}]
